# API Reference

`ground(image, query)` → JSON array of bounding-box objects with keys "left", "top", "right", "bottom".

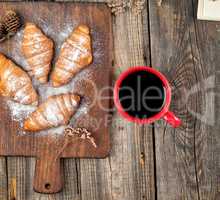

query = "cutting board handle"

[{"left": 34, "top": 156, "right": 63, "bottom": 193}]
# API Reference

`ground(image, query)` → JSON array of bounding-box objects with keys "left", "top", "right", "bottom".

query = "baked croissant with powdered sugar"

[
  {"left": 0, "top": 53, "right": 38, "bottom": 105},
  {"left": 51, "top": 25, "right": 92, "bottom": 87},
  {"left": 22, "top": 23, "right": 54, "bottom": 84},
  {"left": 24, "top": 93, "right": 80, "bottom": 132}
]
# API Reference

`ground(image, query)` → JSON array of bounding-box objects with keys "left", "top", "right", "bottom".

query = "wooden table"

[{"left": 0, "top": 0, "right": 219, "bottom": 199}]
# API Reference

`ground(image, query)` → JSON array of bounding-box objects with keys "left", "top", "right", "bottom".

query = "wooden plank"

[
  {"left": 191, "top": 0, "right": 220, "bottom": 199},
  {"left": 55, "top": 159, "right": 80, "bottom": 200},
  {"left": 7, "top": 158, "right": 80, "bottom": 200},
  {"left": 0, "top": 157, "right": 7, "bottom": 200},
  {"left": 79, "top": 158, "right": 112, "bottom": 200},
  {"left": 7, "top": 158, "right": 35, "bottom": 200},
  {"left": 147, "top": 0, "right": 220, "bottom": 199},
  {"left": 79, "top": 5, "right": 155, "bottom": 200}
]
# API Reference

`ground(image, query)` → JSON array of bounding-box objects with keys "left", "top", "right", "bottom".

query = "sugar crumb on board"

[{"left": 6, "top": 100, "right": 36, "bottom": 122}]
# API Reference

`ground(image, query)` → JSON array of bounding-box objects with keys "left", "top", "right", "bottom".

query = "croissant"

[
  {"left": 51, "top": 25, "right": 92, "bottom": 87},
  {"left": 0, "top": 53, "right": 38, "bottom": 105},
  {"left": 22, "top": 23, "right": 54, "bottom": 84},
  {"left": 24, "top": 93, "right": 80, "bottom": 131}
]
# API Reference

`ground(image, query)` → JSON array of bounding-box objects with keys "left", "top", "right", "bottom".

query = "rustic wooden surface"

[
  {"left": 147, "top": 0, "right": 220, "bottom": 199},
  {"left": 0, "top": 0, "right": 219, "bottom": 199}
]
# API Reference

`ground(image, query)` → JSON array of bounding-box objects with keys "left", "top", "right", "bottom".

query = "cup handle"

[{"left": 163, "top": 111, "right": 181, "bottom": 128}]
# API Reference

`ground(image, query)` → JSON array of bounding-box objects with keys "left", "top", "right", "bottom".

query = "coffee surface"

[{"left": 119, "top": 70, "right": 166, "bottom": 119}]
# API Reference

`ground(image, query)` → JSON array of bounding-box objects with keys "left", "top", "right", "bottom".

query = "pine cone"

[
  {"left": 0, "top": 22, "right": 6, "bottom": 42},
  {"left": 3, "top": 10, "right": 21, "bottom": 37}
]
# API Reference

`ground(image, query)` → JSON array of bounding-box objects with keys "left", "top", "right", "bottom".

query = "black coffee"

[{"left": 119, "top": 70, "right": 166, "bottom": 119}]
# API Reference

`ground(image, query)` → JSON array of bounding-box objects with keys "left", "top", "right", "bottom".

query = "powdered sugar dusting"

[
  {"left": 24, "top": 126, "right": 67, "bottom": 137},
  {"left": 58, "top": 25, "right": 73, "bottom": 46},
  {"left": 38, "top": 18, "right": 55, "bottom": 38},
  {"left": 73, "top": 104, "right": 89, "bottom": 120},
  {"left": 6, "top": 69, "right": 94, "bottom": 135},
  {"left": 11, "top": 29, "right": 30, "bottom": 71},
  {"left": 39, "top": 19, "right": 75, "bottom": 53},
  {"left": 47, "top": 126, "right": 66, "bottom": 136},
  {"left": 38, "top": 82, "right": 73, "bottom": 101},
  {"left": 44, "top": 100, "right": 64, "bottom": 126},
  {"left": 6, "top": 100, "right": 36, "bottom": 122},
  {"left": 38, "top": 66, "right": 95, "bottom": 100},
  {"left": 4, "top": 21, "right": 98, "bottom": 136}
]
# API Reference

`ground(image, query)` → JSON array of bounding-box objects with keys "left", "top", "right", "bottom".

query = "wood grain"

[
  {"left": 0, "top": 157, "right": 7, "bottom": 200},
  {"left": 7, "top": 158, "right": 36, "bottom": 199},
  {"left": 147, "top": 0, "right": 220, "bottom": 199},
  {"left": 108, "top": 9, "right": 155, "bottom": 200},
  {"left": 191, "top": 0, "right": 220, "bottom": 199},
  {"left": 0, "top": 2, "right": 112, "bottom": 194}
]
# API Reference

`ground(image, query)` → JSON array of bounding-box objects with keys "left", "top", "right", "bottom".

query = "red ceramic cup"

[{"left": 114, "top": 66, "right": 181, "bottom": 127}]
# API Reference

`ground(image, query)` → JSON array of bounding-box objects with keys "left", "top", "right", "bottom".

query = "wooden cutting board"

[{"left": 0, "top": 2, "right": 112, "bottom": 194}]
